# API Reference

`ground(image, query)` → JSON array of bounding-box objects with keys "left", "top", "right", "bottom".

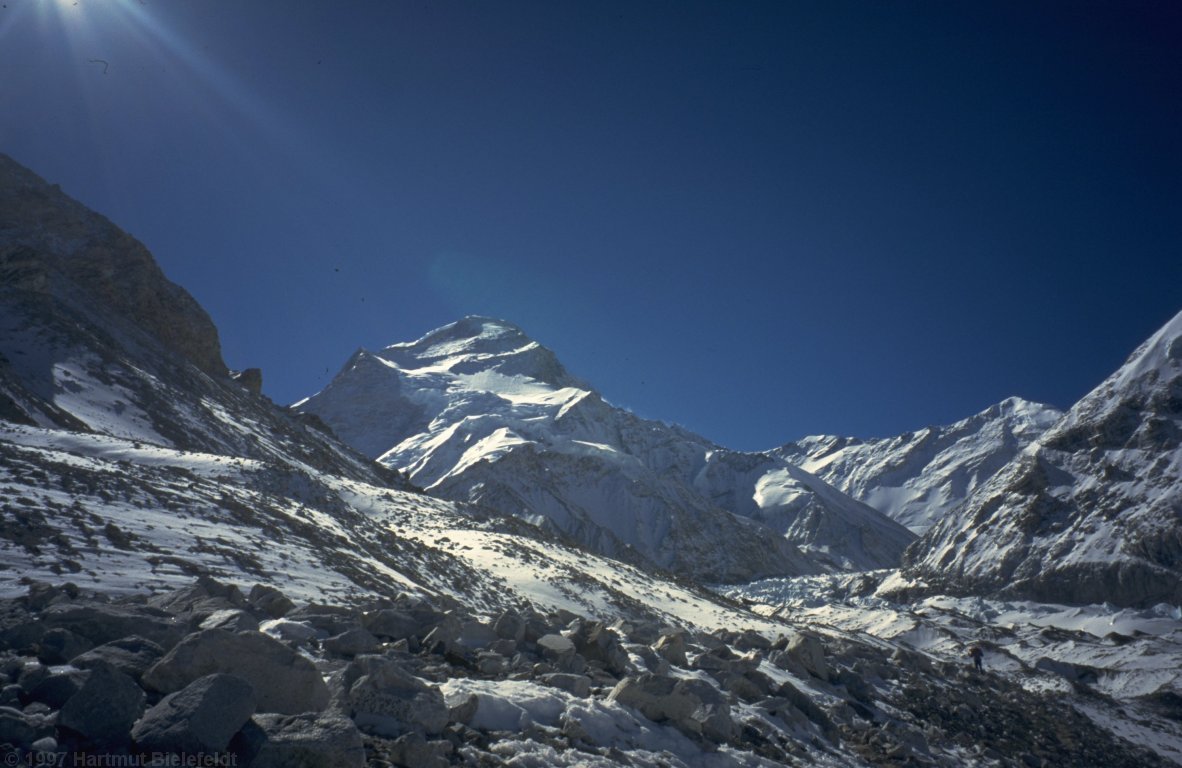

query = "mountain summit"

[
  {"left": 296, "top": 318, "right": 916, "bottom": 581},
  {"left": 901, "top": 309, "right": 1182, "bottom": 607}
]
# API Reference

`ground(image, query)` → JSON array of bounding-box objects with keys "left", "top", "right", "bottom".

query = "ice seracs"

[{"left": 296, "top": 316, "right": 916, "bottom": 581}]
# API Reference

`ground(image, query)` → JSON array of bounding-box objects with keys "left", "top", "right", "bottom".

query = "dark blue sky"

[{"left": 3, "top": 1, "right": 1179, "bottom": 450}]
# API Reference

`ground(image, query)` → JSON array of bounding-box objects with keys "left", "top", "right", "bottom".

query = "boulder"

[
  {"left": 131, "top": 673, "right": 255, "bottom": 753},
  {"left": 247, "top": 585, "right": 294, "bottom": 619},
  {"left": 244, "top": 712, "right": 365, "bottom": 768},
  {"left": 786, "top": 633, "right": 829, "bottom": 680},
  {"left": 36, "top": 627, "right": 92, "bottom": 664},
  {"left": 361, "top": 609, "right": 421, "bottom": 640},
  {"left": 27, "top": 666, "right": 89, "bottom": 708},
  {"left": 70, "top": 635, "right": 164, "bottom": 683},
  {"left": 608, "top": 673, "right": 736, "bottom": 744},
  {"left": 324, "top": 628, "right": 381, "bottom": 658},
  {"left": 58, "top": 662, "right": 145, "bottom": 745},
  {"left": 0, "top": 706, "right": 36, "bottom": 749},
  {"left": 734, "top": 629, "right": 772, "bottom": 652},
  {"left": 570, "top": 622, "right": 629, "bottom": 675},
  {"left": 456, "top": 620, "right": 499, "bottom": 651},
  {"left": 493, "top": 612, "right": 526, "bottom": 643},
  {"left": 142, "top": 629, "right": 329, "bottom": 714},
  {"left": 346, "top": 656, "right": 448, "bottom": 738},
  {"left": 40, "top": 602, "right": 181, "bottom": 649},
  {"left": 148, "top": 578, "right": 246, "bottom": 617},
  {"left": 540, "top": 673, "right": 592, "bottom": 698},
  {"left": 259, "top": 618, "right": 321, "bottom": 645},
  {"left": 387, "top": 732, "right": 453, "bottom": 768},
  {"left": 653, "top": 632, "right": 689, "bottom": 667},
  {"left": 199, "top": 609, "right": 259, "bottom": 633}
]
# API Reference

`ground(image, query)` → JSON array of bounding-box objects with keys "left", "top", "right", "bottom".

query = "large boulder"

[
  {"left": 142, "top": 629, "right": 329, "bottom": 714},
  {"left": 324, "top": 628, "right": 381, "bottom": 658},
  {"left": 608, "top": 673, "right": 736, "bottom": 744},
  {"left": 132, "top": 673, "right": 255, "bottom": 752},
  {"left": 247, "top": 585, "right": 295, "bottom": 619},
  {"left": 569, "top": 621, "right": 629, "bottom": 675},
  {"left": 785, "top": 633, "right": 829, "bottom": 680},
  {"left": 58, "top": 662, "right": 145, "bottom": 746},
  {"left": 40, "top": 602, "right": 181, "bottom": 649},
  {"left": 345, "top": 656, "right": 448, "bottom": 738},
  {"left": 70, "top": 635, "right": 164, "bottom": 683},
  {"left": 242, "top": 712, "right": 365, "bottom": 768},
  {"left": 36, "top": 627, "right": 92, "bottom": 664}
]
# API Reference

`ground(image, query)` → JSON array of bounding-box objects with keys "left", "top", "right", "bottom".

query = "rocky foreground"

[{"left": 0, "top": 577, "right": 1164, "bottom": 767}]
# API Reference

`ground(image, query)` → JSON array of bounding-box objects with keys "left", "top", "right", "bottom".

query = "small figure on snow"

[{"left": 967, "top": 644, "right": 984, "bottom": 672}]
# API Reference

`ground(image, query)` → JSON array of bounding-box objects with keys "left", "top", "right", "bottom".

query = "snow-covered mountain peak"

[
  {"left": 376, "top": 316, "right": 583, "bottom": 390},
  {"left": 299, "top": 319, "right": 915, "bottom": 581}
]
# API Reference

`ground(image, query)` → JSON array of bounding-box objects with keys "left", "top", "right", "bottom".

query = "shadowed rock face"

[{"left": 0, "top": 153, "right": 226, "bottom": 377}]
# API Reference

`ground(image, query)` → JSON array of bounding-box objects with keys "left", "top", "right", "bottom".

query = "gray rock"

[
  {"left": 58, "top": 661, "right": 145, "bottom": 745},
  {"left": 608, "top": 673, "right": 736, "bottom": 744},
  {"left": 247, "top": 584, "right": 295, "bottom": 619},
  {"left": 70, "top": 635, "right": 164, "bottom": 683},
  {"left": 40, "top": 602, "right": 181, "bottom": 649},
  {"left": 0, "top": 684, "right": 21, "bottom": 707},
  {"left": 734, "top": 629, "right": 772, "bottom": 652},
  {"left": 493, "top": 612, "right": 526, "bottom": 643},
  {"left": 142, "top": 629, "right": 329, "bottom": 714},
  {"left": 540, "top": 673, "right": 591, "bottom": 698},
  {"left": 346, "top": 656, "right": 447, "bottom": 738},
  {"left": 0, "top": 706, "right": 36, "bottom": 749},
  {"left": 445, "top": 692, "right": 478, "bottom": 725},
  {"left": 324, "top": 628, "right": 381, "bottom": 658},
  {"left": 148, "top": 578, "right": 246, "bottom": 617},
  {"left": 362, "top": 608, "right": 421, "bottom": 640},
  {"left": 28, "top": 666, "right": 89, "bottom": 708},
  {"left": 536, "top": 633, "right": 575, "bottom": 657},
  {"left": 387, "top": 731, "right": 452, "bottom": 768},
  {"left": 199, "top": 609, "right": 259, "bottom": 633},
  {"left": 36, "top": 627, "right": 92, "bottom": 664},
  {"left": 132, "top": 673, "right": 255, "bottom": 752},
  {"left": 259, "top": 618, "right": 320, "bottom": 646},
  {"left": 653, "top": 632, "right": 688, "bottom": 667},
  {"left": 247, "top": 712, "right": 365, "bottom": 768},
  {"left": 475, "top": 652, "right": 507, "bottom": 675},
  {"left": 570, "top": 621, "right": 629, "bottom": 675},
  {"left": 456, "top": 620, "right": 498, "bottom": 651},
  {"left": 786, "top": 633, "right": 829, "bottom": 680}
]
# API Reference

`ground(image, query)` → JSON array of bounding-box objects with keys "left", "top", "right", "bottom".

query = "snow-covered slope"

[
  {"left": 296, "top": 318, "right": 915, "bottom": 581},
  {"left": 774, "top": 398, "right": 1062, "bottom": 534},
  {"left": 901, "top": 309, "right": 1182, "bottom": 607}
]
